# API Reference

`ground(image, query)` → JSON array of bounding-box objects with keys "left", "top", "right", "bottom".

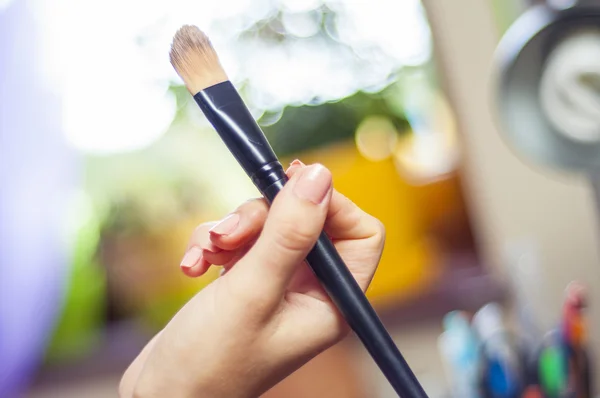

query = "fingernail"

[
  {"left": 180, "top": 247, "right": 203, "bottom": 269},
  {"left": 209, "top": 213, "right": 239, "bottom": 236},
  {"left": 286, "top": 159, "right": 305, "bottom": 174},
  {"left": 293, "top": 164, "right": 331, "bottom": 204}
]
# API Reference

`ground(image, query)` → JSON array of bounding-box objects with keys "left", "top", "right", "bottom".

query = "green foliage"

[
  {"left": 45, "top": 201, "right": 106, "bottom": 363},
  {"left": 262, "top": 87, "right": 410, "bottom": 157}
]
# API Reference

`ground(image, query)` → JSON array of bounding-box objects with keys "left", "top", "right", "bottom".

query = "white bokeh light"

[
  {"left": 280, "top": 0, "right": 323, "bottom": 13},
  {"left": 0, "top": 0, "right": 14, "bottom": 12},
  {"left": 35, "top": 0, "right": 180, "bottom": 154},
  {"left": 282, "top": 10, "right": 322, "bottom": 38},
  {"left": 332, "top": 0, "right": 431, "bottom": 65},
  {"left": 34, "top": 0, "right": 431, "bottom": 154}
]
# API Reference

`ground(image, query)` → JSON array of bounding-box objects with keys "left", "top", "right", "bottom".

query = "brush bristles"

[{"left": 170, "top": 25, "right": 228, "bottom": 94}]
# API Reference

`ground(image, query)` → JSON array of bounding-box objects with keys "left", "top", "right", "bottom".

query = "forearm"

[{"left": 119, "top": 333, "right": 161, "bottom": 398}]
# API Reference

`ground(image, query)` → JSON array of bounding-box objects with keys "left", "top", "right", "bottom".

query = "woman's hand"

[{"left": 120, "top": 161, "right": 385, "bottom": 398}]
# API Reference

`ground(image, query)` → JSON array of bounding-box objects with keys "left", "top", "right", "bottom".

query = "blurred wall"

[{"left": 424, "top": 0, "right": 600, "bottom": 379}]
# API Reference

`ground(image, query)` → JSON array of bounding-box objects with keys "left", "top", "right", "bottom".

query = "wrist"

[
  {"left": 132, "top": 370, "right": 251, "bottom": 398},
  {"left": 131, "top": 370, "right": 201, "bottom": 398}
]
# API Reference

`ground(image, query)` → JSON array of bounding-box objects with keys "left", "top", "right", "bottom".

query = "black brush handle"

[
  {"left": 263, "top": 178, "right": 428, "bottom": 398},
  {"left": 194, "top": 82, "right": 428, "bottom": 398}
]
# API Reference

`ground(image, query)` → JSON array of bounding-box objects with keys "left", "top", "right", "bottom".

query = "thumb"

[{"left": 233, "top": 164, "right": 332, "bottom": 308}]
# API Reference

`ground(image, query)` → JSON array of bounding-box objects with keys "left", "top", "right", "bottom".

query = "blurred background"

[{"left": 1, "top": 0, "right": 599, "bottom": 396}]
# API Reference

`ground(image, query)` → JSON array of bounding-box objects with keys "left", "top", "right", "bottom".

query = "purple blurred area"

[{"left": 0, "top": 1, "right": 77, "bottom": 396}]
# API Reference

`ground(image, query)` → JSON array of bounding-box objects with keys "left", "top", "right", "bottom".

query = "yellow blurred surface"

[
  {"left": 287, "top": 141, "right": 442, "bottom": 309},
  {"left": 101, "top": 213, "right": 220, "bottom": 329}
]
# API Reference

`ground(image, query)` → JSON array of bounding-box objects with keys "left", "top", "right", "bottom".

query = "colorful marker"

[
  {"left": 439, "top": 311, "right": 481, "bottom": 398},
  {"left": 472, "top": 303, "right": 523, "bottom": 398},
  {"left": 562, "top": 282, "right": 592, "bottom": 398}
]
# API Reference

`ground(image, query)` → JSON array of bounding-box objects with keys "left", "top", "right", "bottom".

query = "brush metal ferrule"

[{"left": 194, "top": 81, "right": 286, "bottom": 196}]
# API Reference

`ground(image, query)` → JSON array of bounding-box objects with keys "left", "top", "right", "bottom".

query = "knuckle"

[
  {"left": 238, "top": 197, "right": 265, "bottom": 212},
  {"left": 191, "top": 222, "right": 215, "bottom": 243},
  {"left": 238, "top": 198, "right": 267, "bottom": 223},
  {"left": 373, "top": 217, "right": 386, "bottom": 246},
  {"left": 374, "top": 218, "right": 386, "bottom": 238},
  {"left": 194, "top": 221, "right": 214, "bottom": 234},
  {"left": 334, "top": 195, "right": 362, "bottom": 229},
  {"left": 361, "top": 215, "right": 386, "bottom": 250},
  {"left": 271, "top": 217, "right": 317, "bottom": 254},
  {"left": 246, "top": 206, "right": 267, "bottom": 225}
]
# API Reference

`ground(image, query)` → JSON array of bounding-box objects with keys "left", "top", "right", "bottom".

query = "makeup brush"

[{"left": 169, "top": 25, "right": 428, "bottom": 398}]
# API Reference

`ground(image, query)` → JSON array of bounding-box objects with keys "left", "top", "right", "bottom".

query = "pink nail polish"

[
  {"left": 180, "top": 247, "right": 203, "bottom": 269},
  {"left": 293, "top": 164, "right": 332, "bottom": 204},
  {"left": 209, "top": 213, "right": 240, "bottom": 236},
  {"left": 286, "top": 159, "right": 305, "bottom": 174}
]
